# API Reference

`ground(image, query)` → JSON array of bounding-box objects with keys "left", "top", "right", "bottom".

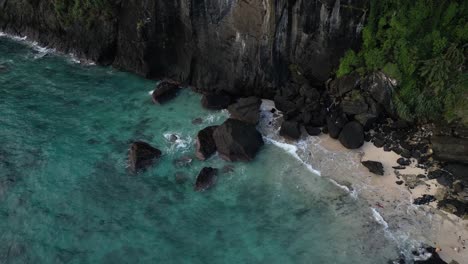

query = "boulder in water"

[
  {"left": 152, "top": 80, "right": 181, "bottom": 104},
  {"left": 195, "top": 167, "right": 218, "bottom": 191},
  {"left": 361, "top": 160, "right": 384, "bottom": 175},
  {"left": 339, "top": 121, "right": 364, "bottom": 149},
  {"left": 128, "top": 141, "right": 162, "bottom": 173},
  {"left": 227, "top": 96, "right": 262, "bottom": 124},
  {"left": 195, "top": 126, "right": 218, "bottom": 160},
  {"left": 213, "top": 118, "right": 264, "bottom": 161}
]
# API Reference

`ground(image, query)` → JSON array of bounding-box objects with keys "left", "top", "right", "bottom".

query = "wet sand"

[{"left": 258, "top": 100, "right": 468, "bottom": 263}]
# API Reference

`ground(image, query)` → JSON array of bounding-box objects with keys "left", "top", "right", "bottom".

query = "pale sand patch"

[{"left": 259, "top": 100, "right": 468, "bottom": 263}]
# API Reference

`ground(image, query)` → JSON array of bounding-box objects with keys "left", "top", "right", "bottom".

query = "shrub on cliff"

[
  {"left": 51, "top": 0, "right": 117, "bottom": 27},
  {"left": 337, "top": 0, "right": 468, "bottom": 124}
]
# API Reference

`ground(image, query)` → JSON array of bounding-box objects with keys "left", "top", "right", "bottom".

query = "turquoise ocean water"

[{"left": 0, "top": 36, "right": 400, "bottom": 263}]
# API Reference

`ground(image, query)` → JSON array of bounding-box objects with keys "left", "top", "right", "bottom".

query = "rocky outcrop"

[
  {"left": 0, "top": 0, "right": 368, "bottom": 98},
  {"left": 431, "top": 136, "right": 468, "bottom": 164},
  {"left": 195, "top": 167, "right": 218, "bottom": 191},
  {"left": 227, "top": 97, "right": 262, "bottom": 124},
  {"left": 361, "top": 160, "right": 384, "bottom": 175},
  {"left": 195, "top": 126, "right": 218, "bottom": 160},
  {"left": 128, "top": 141, "right": 162, "bottom": 173},
  {"left": 280, "top": 121, "right": 301, "bottom": 140},
  {"left": 338, "top": 121, "right": 364, "bottom": 149},
  {"left": 152, "top": 80, "right": 181, "bottom": 104},
  {"left": 213, "top": 118, "right": 264, "bottom": 161}
]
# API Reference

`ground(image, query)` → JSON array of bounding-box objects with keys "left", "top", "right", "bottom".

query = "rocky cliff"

[{"left": 0, "top": 0, "right": 367, "bottom": 98}]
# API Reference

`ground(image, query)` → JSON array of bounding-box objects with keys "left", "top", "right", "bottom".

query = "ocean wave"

[
  {"left": 0, "top": 31, "right": 95, "bottom": 65},
  {"left": 265, "top": 137, "right": 322, "bottom": 176}
]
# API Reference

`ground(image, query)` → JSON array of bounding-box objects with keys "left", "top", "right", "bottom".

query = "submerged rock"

[
  {"left": 128, "top": 141, "right": 162, "bottom": 173},
  {"left": 339, "top": 121, "right": 364, "bottom": 149},
  {"left": 195, "top": 126, "right": 218, "bottom": 160},
  {"left": 195, "top": 167, "right": 218, "bottom": 191},
  {"left": 361, "top": 160, "right": 384, "bottom": 176},
  {"left": 152, "top": 80, "right": 181, "bottom": 104},
  {"left": 213, "top": 119, "right": 264, "bottom": 161},
  {"left": 227, "top": 97, "right": 262, "bottom": 124}
]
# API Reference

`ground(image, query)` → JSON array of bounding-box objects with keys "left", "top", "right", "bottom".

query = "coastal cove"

[
  {"left": 0, "top": 35, "right": 405, "bottom": 263},
  {"left": 1, "top": 27, "right": 467, "bottom": 264}
]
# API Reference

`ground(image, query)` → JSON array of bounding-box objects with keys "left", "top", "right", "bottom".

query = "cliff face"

[{"left": 0, "top": 0, "right": 367, "bottom": 98}]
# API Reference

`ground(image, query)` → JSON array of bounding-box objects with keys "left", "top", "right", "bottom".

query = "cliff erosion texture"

[{"left": 0, "top": 0, "right": 367, "bottom": 97}]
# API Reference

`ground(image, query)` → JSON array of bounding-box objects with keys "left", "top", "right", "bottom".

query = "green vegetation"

[
  {"left": 51, "top": 0, "right": 116, "bottom": 27},
  {"left": 337, "top": 0, "right": 468, "bottom": 123}
]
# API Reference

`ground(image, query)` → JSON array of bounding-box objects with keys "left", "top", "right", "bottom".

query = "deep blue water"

[{"left": 0, "top": 37, "right": 398, "bottom": 263}]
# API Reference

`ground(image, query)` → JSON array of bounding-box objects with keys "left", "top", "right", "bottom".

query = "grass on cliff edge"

[
  {"left": 337, "top": 0, "right": 468, "bottom": 125},
  {"left": 51, "top": 0, "right": 116, "bottom": 27}
]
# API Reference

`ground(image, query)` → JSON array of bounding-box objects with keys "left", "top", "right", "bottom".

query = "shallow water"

[{"left": 0, "top": 37, "right": 399, "bottom": 263}]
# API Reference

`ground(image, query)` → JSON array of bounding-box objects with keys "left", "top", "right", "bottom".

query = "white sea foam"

[
  {"left": 265, "top": 137, "right": 322, "bottom": 176},
  {"left": 371, "top": 208, "right": 389, "bottom": 229},
  {"left": 163, "top": 132, "right": 193, "bottom": 153},
  {"left": 0, "top": 31, "right": 95, "bottom": 65}
]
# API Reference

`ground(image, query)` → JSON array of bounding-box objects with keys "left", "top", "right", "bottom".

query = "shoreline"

[{"left": 259, "top": 100, "right": 468, "bottom": 263}]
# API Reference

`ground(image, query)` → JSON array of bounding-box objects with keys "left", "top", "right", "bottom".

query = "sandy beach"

[{"left": 259, "top": 100, "right": 468, "bottom": 263}]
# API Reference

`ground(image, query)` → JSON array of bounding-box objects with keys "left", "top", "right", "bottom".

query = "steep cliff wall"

[{"left": 0, "top": 0, "right": 367, "bottom": 98}]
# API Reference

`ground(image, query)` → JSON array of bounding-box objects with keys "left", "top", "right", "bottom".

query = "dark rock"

[
  {"left": 453, "top": 181, "right": 465, "bottom": 193},
  {"left": 397, "top": 158, "right": 411, "bottom": 166},
  {"left": 373, "top": 138, "right": 385, "bottom": 148},
  {"left": 339, "top": 121, "right": 364, "bottom": 149},
  {"left": 280, "top": 121, "right": 301, "bottom": 140},
  {"left": 438, "top": 199, "right": 468, "bottom": 218},
  {"left": 195, "top": 126, "right": 218, "bottom": 160},
  {"left": 201, "top": 94, "right": 232, "bottom": 110},
  {"left": 327, "top": 111, "right": 348, "bottom": 139},
  {"left": 305, "top": 126, "right": 321, "bottom": 136},
  {"left": 328, "top": 72, "right": 360, "bottom": 97},
  {"left": 362, "top": 72, "right": 396, "bottom": 116},
  {"left": 431, "top": 136, "right": 468, "bottom": 164},
  {"left": 366, "top": 97, "right": 383, "bottom": 117},
  {"left": 169, "top": 134, "right": 178, "bottom": 143},
  {"left": 355, "top": 113, "right": 377, "bottom": 130},
  {"left": 274, "top": 95, "right": 297, "bottom": 113},
  {"left": 213, "top": 119, "right": 264, "bottom": 161},
  {"left": 227, "top": 97, "right": 262, "bottom": 124},
  {"left": 414, "top": 247, "right": 447, "bottom": 264},
  {"left": 413, "top": 195, "right": 436, "bottom": 205},
  {"left": 299, "top": 84, "right": 320, "bottom": 100},
  {"left": 427, "top": 169, "right": 450, "bottom": 180},
  {"left": 128, "top": 141, "right": 162, "bottom": 173},
  {"left": 417, "top": 174, "right": 426, "bottom": 179},
  {"left": 436, "top": 175, "right": 453, "bottom": 188},
  {"left": 175, "top": 172, "right": 189, "bottom": 184},
  {"left": 392, "top": 166, "right": 406, "bottom": 170},
  {"left": 384, "top": 144, "right": 392, "bottom": 152},
  {"left": 302, "top": 108, "right": 326, "bottom": 127},
  {"left": 401, "top": 149, "right": 412, "bottom": 159},
  {"left": 341, "top": 92, "right": 368, "bottom": 115},
  {"left": 444, "top": 163, "right": 468, "bottom": 182},
  {"left": 195, "top": 167, "right": 218, "bottom": 191},
  {"left": 322, "top": 126, "right": 329, "bottom": 134},
  {"left": 396, "top": 180, "right": 404, "bottom": 185},
  {"left": 391, "top": 120, "right": 409, "bottom": 129},
  {"left": 152, "top": 81, "right": 181, "bottom": 104},
  {"left": 362, "top": 160, "right": 384, "bottom": 175}
]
